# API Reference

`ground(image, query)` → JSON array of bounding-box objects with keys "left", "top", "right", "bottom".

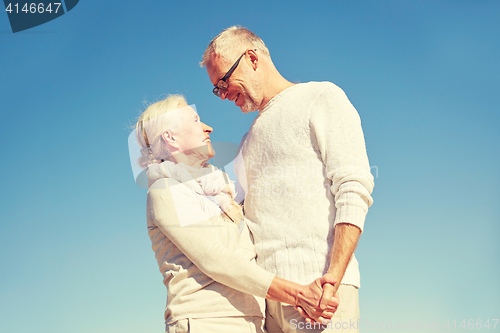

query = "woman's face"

[{"left": 173, "top": 105, "right": 215, "bottom": 160}]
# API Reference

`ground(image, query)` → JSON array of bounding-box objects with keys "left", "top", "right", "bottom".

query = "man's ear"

[
  {"left": 161, "top": 130, "right": 177, "bottom": 148},
  {"left": 248, "top": 49, "right": 258, "bottom": 71}
]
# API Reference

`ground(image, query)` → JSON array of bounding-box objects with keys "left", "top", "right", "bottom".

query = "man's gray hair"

[{"left": 200, "top": 26, "right": 270, "bottom": 67}]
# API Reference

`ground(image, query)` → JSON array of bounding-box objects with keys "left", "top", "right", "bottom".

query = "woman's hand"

[{"left": 294, "top": 275, "right": 339, "bottom": 324}]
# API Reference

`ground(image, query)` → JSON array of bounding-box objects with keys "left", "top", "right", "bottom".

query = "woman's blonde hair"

[{"left": 135, "top": 94, "right": 188, "bottom": 168}]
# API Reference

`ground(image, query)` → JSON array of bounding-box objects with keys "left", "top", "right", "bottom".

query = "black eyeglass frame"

[{"left": 212, "top": 50, "right": 255, "bottom": 97}]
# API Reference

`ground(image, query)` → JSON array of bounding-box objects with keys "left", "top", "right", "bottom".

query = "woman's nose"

[{"left": 201, "top": 122, "right": 213, "bottom": 133}]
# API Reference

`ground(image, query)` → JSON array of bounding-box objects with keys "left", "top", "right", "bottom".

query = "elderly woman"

[{"left": 135, "top": 95, "right": 338, "bottom": 333}]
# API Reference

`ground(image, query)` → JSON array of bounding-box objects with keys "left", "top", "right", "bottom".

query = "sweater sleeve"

[
  {"left": 147, "top": 178, "right": 275, "bottom": 299},
  {"left": 310, "top": 83, "right": 374, "bottom": 232}
]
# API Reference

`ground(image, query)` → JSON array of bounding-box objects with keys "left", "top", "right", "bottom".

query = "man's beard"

[
  {"left": 239, "top": 77, "right": 261, "bottom": 113},
  {"left": 240, "top": 95, "right": 259, "bottom": 114}
]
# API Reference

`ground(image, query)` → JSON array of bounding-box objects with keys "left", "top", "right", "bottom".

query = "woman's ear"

[{"left": 161, "top": 130, "right": 177, "bottom": 148}]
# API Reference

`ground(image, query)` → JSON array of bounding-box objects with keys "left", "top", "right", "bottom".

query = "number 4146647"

[
  {"left": 444, "top": 319, "right": 499, "bottom": 330},
  {"left": 5, "top": 3, "right": 62, "bottom": 14}
]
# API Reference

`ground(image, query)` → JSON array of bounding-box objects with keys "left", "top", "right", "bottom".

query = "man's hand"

[
  {"left": 319, "top": 272, "right": 339, "bottom": 310},
  {"left": 294, "top": 275, "right": 339, "bottom": 324}
]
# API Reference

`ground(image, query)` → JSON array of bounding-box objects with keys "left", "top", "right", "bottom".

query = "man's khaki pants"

[{"left": 265, "top": 285, "right": 360, "bottom": 333}]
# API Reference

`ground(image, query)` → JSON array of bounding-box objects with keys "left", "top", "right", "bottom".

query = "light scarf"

[{"left": 147, "top": 160, "right": 242, "bottom": 223}]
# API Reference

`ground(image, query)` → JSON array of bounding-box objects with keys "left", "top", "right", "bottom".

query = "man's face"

[{"left": 206, "top": 53, "right": 262, "bottom": 113}]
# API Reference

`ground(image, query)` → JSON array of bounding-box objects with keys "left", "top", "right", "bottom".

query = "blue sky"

[{"left": 1, "top": 1, "right": 499, "bottom": 332}]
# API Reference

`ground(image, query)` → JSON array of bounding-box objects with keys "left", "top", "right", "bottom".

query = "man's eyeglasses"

[{"left": 212, "top": 51, "right": 249, "bottom": 97}]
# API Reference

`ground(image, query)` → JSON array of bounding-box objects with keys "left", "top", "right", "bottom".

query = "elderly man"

[{"left": 201, "top": 26, "right": 374, "bottom": 333}]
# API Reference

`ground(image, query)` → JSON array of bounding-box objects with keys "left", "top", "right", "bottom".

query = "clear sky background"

[{"left": 1, "top": 1, "right": 499, "bottom": 332}]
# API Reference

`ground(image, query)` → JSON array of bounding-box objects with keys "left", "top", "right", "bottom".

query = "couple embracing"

[{"left": 133, "top": 26, "right": 374, "bottom": 333}]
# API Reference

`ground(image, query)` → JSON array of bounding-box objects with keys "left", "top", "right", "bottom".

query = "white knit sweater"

[
  {"left": 146, "top": 162, "right": 273, "bottom": 324},
  {"left": 235, "top": 81, "right": 374, "bottom": 287}
]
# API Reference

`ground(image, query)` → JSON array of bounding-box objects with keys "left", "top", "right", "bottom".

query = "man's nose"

[{"left": 219, "top": 89, "right": 228, "bottom": 100}]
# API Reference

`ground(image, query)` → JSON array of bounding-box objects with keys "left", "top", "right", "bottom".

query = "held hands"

[{"left": 294, "top": 274, "right": 339, "bottom": 324}]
